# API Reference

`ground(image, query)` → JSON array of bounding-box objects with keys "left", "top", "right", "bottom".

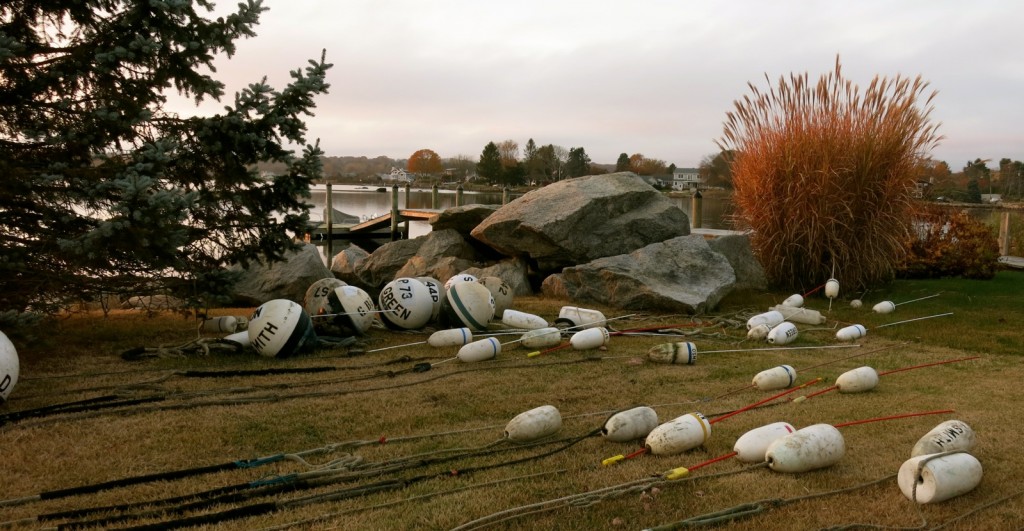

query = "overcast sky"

[{"left": 170, "top": 0, "right": 1023, "bottom": 169}]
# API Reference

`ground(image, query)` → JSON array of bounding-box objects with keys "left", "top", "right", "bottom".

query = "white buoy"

[
  {"left": 439, "top": 281, "right": 495, "bottom": 331},
  {"left": 556, "top": 306, "right": 607, "bottom": 329},
  {"left": 520, "top": 327, "right": 563, "bottom": 349},
  {"left": 850, "top": 299, "right": 863, "bottom": 308},
  {"left": 766, "top": 322, "right": 798, "bottom": 345},
  {"left": 456, "top": 337, "right": 500, "bottom": 363},
  {"left": 647, "top": 342, "right": 697, "bottom": 365},
  {"left": 443, "top": 273, "right": 478, "bottom": 291},
  {"left": 504, "top": 405, "right": 562, "bottom": 443},
  {"left": 835, "top": 366, "right": 879, "bottom": 393},
  {"left": 747, "top": 310, "right": 785, "bottom": 330},
  {"left": 570, "top": 327, "right": 609, "bottom": 350},
  {"left": 770, "top": 305, "right": 826, "bottom": 325},
  {"left": 478, "top": 276, "right": 514, "bottom": 319},
  {"left": 248, "top": 299, "right": 317, "bottom": 358},
  {"left": 302, "top": 277, "right": 347, "bottom": 317},
  {"left": 379, "top": 278, "right": 434, "bottom": 330},
  {"left": 733, "top": 422, "right": 796, "bottom": 463},
  {"left": 602, "top": 406, "right": 659, "bottom": 442},
  {"left": 644, "top": 412, "right": 711, "bottom": 455},
  {"left": 1, "top": 330, "right": 21, "bottom": 402},
  {"left": 223, "top": 330, "right": 251, "bottom": 346},
  {"left": 747, "top": 323, "right": 771, "bottom": 340},
  {"left": 898, "top": 452, "right": 983, "bottom": 503},
  {"left": 427, "top": 328, "right": 473, "bottom": 347},
  {"left": 765, "top": 424, "right": 846, "bottom": 473},
  {"left": 781, "top": 294, "right": 804, "bottom": 307},
  {"left": 836, "top": 324, "right": 867, "bottom": 341},
  {"left": 911, "top": 420, "right": 977, "bottom": 457},
  {"left": 825, "top": 279, "right": 840, "bottom": 299},
  {"left": 873, "top": 301, "right": 897, "bottom": 314},
  {"left": 327, "top": 285, "right": 377, "bottom": 335},
  {"left": 753, "top": 365, "right": 797, "bottom": 391},
  {"left": 501, "top": 309, "right": 548, "bottom": 330},
  {"left": 201, "top": 316, "right": 239, "bottom": 333},
  {"left": 416, "top": 277, "right": 444, "bottom": 321}
]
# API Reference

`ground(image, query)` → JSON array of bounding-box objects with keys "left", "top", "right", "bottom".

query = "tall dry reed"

[{"left": 718, "top": 57, "right": 943, "bottom": 291}]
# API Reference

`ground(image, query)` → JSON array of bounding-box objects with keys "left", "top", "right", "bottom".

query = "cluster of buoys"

[{"left": 899, "top": 420, "right": 982, "bottom": 504}]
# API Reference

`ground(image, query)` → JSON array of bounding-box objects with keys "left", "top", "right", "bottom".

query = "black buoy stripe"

[{"left": 450, "top": 288, "right": 486, "bottom": 331}]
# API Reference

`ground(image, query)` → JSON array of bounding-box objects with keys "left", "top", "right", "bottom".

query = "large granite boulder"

[
  {"left": 542, "top": 235, "right": 735, "bottom": 314},
  {"left": 229, "top": 243, "right": 332, "bottom": 305},
  {"left": 471, "top": 172, "right": 690, "bottom": 272},
  {"left": 430, "top": 204, "right": 499, "bottom": 237},
  {"left": 330, "top": 243, "right": 371, "bottom": 286},
  {"left": 463, "top": 257, "right": 534, "bottom": 297},
  {"left": 707, "top": 233, "right": 767, "bottom": 291},
  {"left": 353, "top": 237, "right": 425, "bottom": 289}
]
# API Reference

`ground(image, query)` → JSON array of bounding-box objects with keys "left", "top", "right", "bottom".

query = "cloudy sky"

[{"left": 171, "top": 0, "right": 1023, "bottom": 169}]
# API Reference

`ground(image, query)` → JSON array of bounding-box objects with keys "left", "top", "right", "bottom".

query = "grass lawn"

[{"left": 1, "top": 270, "right": 1022, "bottom": 530}]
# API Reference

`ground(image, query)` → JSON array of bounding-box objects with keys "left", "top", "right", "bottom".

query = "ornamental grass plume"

[{"left": 717, "top": 57, "right": 942, "bottom": 291}]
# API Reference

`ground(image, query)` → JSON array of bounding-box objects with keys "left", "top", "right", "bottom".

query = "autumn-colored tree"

[
  {"left": 628, "top": 153, "right": 667, "bottom": 175},
  {"left": 699, "top": 150, "right": 735, "bottom": 189},
  {"left": 718, "top": 57, "right": 942, "bottom": 290},
  {"left": 407, "top": 149, "right": 443, "bottom": 175},
  {"left": 496, "top": 139, "right": 520, "bottom": 169}
]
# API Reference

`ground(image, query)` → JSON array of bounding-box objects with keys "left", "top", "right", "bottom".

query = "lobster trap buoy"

[
  {"left": 911, "top": 420, "right": 977, "bottom": 457},
  {"left": 765, "top": 424, "right": 846, "bottom": 473},
  {"left": 556, "top": 306, "right": 607, "bottom": 329},
  {"left": 457, "top": 337, "right": 500, "bottom": 363},
  {"left": 478, "top": 276, "right": 514, "bottom": 319},
  {"left": 873, "top": 301, "right": 897, "bottom": 314},
  {"left": 0, "top": 330, "right": 20, "bottom": 402},
  {"left": 248, "top": 299, "right": 317, "bottom": 358},
  {"left": 201, "top": 315, "right": 239, "bottom": 334},
  {"left": 644, "top": 412, "right": 711, "bottom": 455},
  {"left": 836, "top": 324, "right": 867, "bottom": 342},
  {"left": 520, "top": 327, "right": 562, "bottom": 349},
  {"left": 770, "top": 305, "right": 826, "bottom": 325},
  {"left": 443, "top": 273, "right": 478, "bottom": 291},
  {"left": 427, "top": 328, "right": 473, "bottom": 347},
  {"left": 647, "top": 342, "right": 697, "bottom": 365},
  {"left": 379, "top": 278, "right": 434, "bottom": 330},
  {"left": 898, "top": 452, "right": 983, "bottom": 503},
  {"left": 835, "top": 366, "right": 879, "bottom": 393},
  {"left": 223, "top": 330, "right": 250, "bottom": 347},
  {"left": 782, "top": 294, "right": 804, "bottom": 307},
  {"left": 302, "top": 277, "right": 347, "bottom": 317},
  {"left": 766, "top": 322, "right": 799, "bottom": 345},
  {"left": 501, "top": 309, "right": 548, "bottom": 330},
  {"left": 602, "top": 406, "right": 659, "bottom": 443},
  {"left": 438, "top": 281, "right": 495, "bottom": 332},
  {"left": 504, "top": 405, "right": 562, "bottom": 443},
  {"left": 825, "top": 279, "right": 840, "bottom": 299},
  {"left": 747, "top": 323, "right": 771, "bottom": 340},
  {"left": 416, "top": 277, "right": 444, "bottom": 322},
  {"left": 753, "top": 365, "right": 797, "bottom": 391},
  {"left": 850, "top": 299, "right": 863, "bottom": 308},
  {"left": 733, "top": 422, "right": 796, "bottom": 463},
  {"left": 325, "top": 285, "right": 377, "bottom": 336},
  {"left": 747, "top": 310, "right": 785, "bottom": 330},
  {"left": 570, "top": 327, "right": 609, "bottom": 350}
]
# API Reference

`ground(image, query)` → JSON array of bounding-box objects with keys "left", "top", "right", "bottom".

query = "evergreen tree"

[
  {"left": 615, "top": 153, "right": 630, "bottom": 172},
  {"left": 0, "top": 1, "right": 332, "bottom": 314},
  {"left": 476, "top": 142, "right": 503, "bottom": 184},
  {"left": 565, "top": 147, "right": 591, "bottom": 178}
]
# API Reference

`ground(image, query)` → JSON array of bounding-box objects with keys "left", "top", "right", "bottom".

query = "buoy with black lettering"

[
  {"left": 326, "top": 285, "right": 377, "bottom": 335},
  {"left": 602, "top": 406, "right": 659, "bottom": 443},
  {"left": 504, "top": 405, "right": 562, "bottom": 443},
  {"left": 248, "top": 299, "right": 317, "bottom": 358},
  {"left": 427, "top": 327, "right": 473, "bottom": 348},
  {"left": 647, "top": 342, "right": 697, "bottom": 365},
  {"left": 782, "top": 294, "right": 804, "bottom": 307},
  {"left": 911, "top": 420, "right": 977, "bottom": 457},
  {"left": 873, "top": 300, "right": 897, "bottom": 314},
  {"left": 898, "top": 452, "right": 983, "bottom": 503},
  {"left": 416, "top": 277, "right": 444, "bottom": 322},
  {"left": 753, "top": 365, "right": 797, "bottom": 391},
  {"left": 825, "top": 279, "right": 840, "bottom": 299},
  {"left": 444, "top": 273, "right": 477, "bottom": 291},
  {"left": 733, "top": 422, "right": 796, "bottom": 462},
  {"left": 835, "top": 366, "right": 879, "bottom": 393},
  {"left": 771, "top": 305, "right": 826, "bottom": 325},
  {"left": 520, "top": 327, "right": 562, "bottom": 349},
  {"left": 767, "top": 322, "right": 799, "bottom": 345},
  {"left": 478, "top": 276, "right": 513, "bottom": 319},
  {"left": 502, "top": 309, "right": 548, "bottom": 330},
  {"left": 302, "top": 277, "right": 347, "bottom": 317},
  {"left": 836, "top": 324, "right": 867, "bottom": 341},
  {"left": 765, "top": 424, "right": 846, "bottom": 473},
  {"left": 570, "top": 327, "right": 609, "bottom": 350},
  {"left": 457, "top": 337, "right": 500, "bottom": 363},
  {"left": 644, "top": 412, "right": 711, "bottom": 455},
  {"left": 379, "top": 278, "right": 434, "bottom": 330},
  {"left": 0, "top": 330, "right": 20, "bottom": 402},
  {"left": 438, "top": 281, "right": 495, "bottom": 332},
  {"left": 556, "top": 306, "right": 607, "bottom": 329},
  {"left": 747, "top": 310, "right": 784, "bottom": 330}
]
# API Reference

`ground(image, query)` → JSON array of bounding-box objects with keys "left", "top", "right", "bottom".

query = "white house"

[
  {"left": 672, "top": 167, "right": 701, "bottom": 191},
  {"left": 381, "top": 167, "right": 414, "bottom": 183}
]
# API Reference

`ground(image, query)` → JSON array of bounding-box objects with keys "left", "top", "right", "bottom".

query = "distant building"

[
  {"left": 380, "top": 167, "right": 414, "bottom": 182},
  {"left": 671, "top": 167, "right": 701, "bottom": 191}
]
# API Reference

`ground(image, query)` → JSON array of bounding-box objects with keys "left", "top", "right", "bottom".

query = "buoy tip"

[
  {"left": 602, "top": 455, "right": 624, "bottom": 466},
  {"left": 526, "top": 351, "right": 541, "bottom": 358},
  {"left": 665, "top": 467, "right": 689, "bottom": 480}
]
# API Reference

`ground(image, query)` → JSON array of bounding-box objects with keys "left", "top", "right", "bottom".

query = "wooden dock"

[{"left": 306, "top": 208, "right": 441, "bottom": 241}]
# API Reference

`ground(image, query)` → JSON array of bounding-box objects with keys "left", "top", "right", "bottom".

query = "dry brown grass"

[
  {"left": 718, "top": 56, "right": 943, "bottom": 292},
  {"left": 2, "top": 288, "right": 1023, "bottom": 530}
]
